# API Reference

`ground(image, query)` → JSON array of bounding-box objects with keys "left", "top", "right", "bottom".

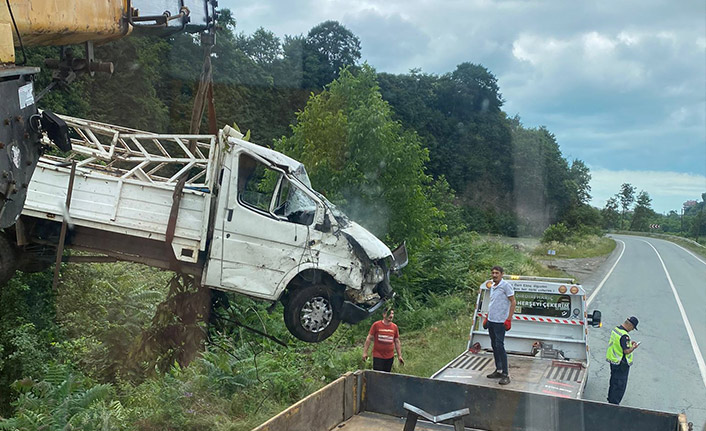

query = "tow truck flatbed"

[{"left": 434, "top": 351, "right": 586, "bottom": 398}]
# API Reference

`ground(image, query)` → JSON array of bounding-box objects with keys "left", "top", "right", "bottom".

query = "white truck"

[
  {"left": 433, "top": 276, "right": 601, "bottom": 399},
  {"left": 0, "top": 114, "right": 407, "bottom": 342}
]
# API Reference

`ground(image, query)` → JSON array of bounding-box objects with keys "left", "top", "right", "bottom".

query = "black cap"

[{"left": 627, "top": 316, "right": 639, "bottom": 330}]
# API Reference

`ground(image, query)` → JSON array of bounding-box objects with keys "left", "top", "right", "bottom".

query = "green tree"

[
  {"left": 630, "top": 191, "right": 654, "bottom": 231},
  {"left": 618, "top": 183, "right": 636, "bottom": 229},
  {"left": 568, "top": 159, "right": 592, "bottom": 204},
  {"left": 303, "top": 21, "right": 361, "bottom": 89},
  {"left": 510, "top": 120, "right": 572, "bottom": 235},
  {"left": 378, "top": 64, "right": 514, "bottom": 233},
  {"left": 692, "top": 193, "right": 706, "bottom": 241},
  {"left": 241, "top": 27, "right": 283, "bottom": 67},
  {"left": 0, "top": 272, "right": 58, "bottom": 416},
  {"left": 601, "top": 197, "right": 620, "bottom": 229},
  {"left": 275, "top": 65, "right": 441, "bottom": 248}
]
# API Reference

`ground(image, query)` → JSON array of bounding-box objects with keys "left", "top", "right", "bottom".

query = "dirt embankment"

[
  {"left": 485, "top": 235, "right": 612, "bottom": 283},
  {"left": 537, "top": 256, "right": 609, "bottom": 283}
]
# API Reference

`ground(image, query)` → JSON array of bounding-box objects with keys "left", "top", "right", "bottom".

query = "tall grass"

[{"left": 533, "top": 235, "right": 616, "bottom": 259}]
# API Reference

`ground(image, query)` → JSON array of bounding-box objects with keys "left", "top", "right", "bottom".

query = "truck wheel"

[
  {"left": 283, "top": 284, "right": 341, "bottom": 343},
  {"left": 0, "top": 235, "right": 18, "bottom": 286}
]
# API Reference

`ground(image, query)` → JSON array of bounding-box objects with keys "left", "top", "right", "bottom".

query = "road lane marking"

[
  {"left": 587, "top": 239, "right": 625, "bottom": 306},
  {"left": 670, "top": 242, "right": 706, "bottom": 267},
  {"left": 640, "top": 239, "right": 706, "bottom": 389}
]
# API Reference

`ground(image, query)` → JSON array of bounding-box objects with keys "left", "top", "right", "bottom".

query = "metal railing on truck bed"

[{"left": 23, "top": 114, "right": 220, "bottom": 264}]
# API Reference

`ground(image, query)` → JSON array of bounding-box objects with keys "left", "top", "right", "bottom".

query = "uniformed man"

[{"left": 606, "top": 316, "right": 640, "bottom": 405}]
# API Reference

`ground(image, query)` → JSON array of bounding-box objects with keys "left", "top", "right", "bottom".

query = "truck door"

[{"left": 206, "top": 151, "right": 321, "bottom": 299}]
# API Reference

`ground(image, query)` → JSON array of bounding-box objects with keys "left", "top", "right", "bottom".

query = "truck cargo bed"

[
  {"left": 433, "top": 350, "right": 586, "bottom": 399},
  {"left": 23, "top": 115, "right": 220, "bottom": 264},
  {"left": 255, "top": 370, "right": 683, "bottom": 431}
]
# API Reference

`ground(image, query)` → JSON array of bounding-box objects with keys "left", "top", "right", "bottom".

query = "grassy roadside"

[
  {"left": 532, "top": 235, "right": 616, "bottom": 259},
  {"left": 613, "top": 230, "right": 706, "bottom": 260},
  {"left": 231, "top": 297, "right": 475, "bottom": 431}
]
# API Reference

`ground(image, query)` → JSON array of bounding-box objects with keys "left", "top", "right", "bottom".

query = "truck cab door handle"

[{"left": 227, "top": 208, "right": 233, "bottom": 222}]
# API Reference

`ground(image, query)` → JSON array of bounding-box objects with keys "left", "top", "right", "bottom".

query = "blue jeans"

[{"left": 488, "top": 321, "right": 508, "bottom": 375}]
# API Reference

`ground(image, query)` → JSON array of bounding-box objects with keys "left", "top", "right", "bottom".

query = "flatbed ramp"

[
  {"left": 433, "top": 351, "right": 586, "bottom": 398},
  {"left": 254, "top": 371, "right": 683, "bottom": 431}
]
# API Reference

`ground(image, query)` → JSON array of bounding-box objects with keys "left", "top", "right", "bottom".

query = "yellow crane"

[{"left": 0, "top": 0, "right": 217, "bottom": 228}]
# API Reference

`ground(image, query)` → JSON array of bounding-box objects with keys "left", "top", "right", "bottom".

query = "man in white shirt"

[{"left": 485, "top": 265, "right": 515, "bottom": 385}]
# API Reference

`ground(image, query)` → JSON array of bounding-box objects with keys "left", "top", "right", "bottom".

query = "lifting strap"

[{"left": 165, "top": 38, "right": 217, "bottom": 271}]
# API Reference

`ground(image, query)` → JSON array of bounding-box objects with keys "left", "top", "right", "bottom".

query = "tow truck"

[{"left": 432, "top": 276, "right": 600, "bottom": 399}]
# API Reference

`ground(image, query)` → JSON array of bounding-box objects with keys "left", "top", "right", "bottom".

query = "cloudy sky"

[{"left": 222, "top": 0, "right": 706, "bottom": 214}]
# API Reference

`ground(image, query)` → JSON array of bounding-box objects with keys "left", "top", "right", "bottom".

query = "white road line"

[
  {"left": 640, "top": 238, "right": 706, "bottom": 389},
  {"left": 587, "top": 239, "right": 625, "bottom": 306},
  {"left": 670, "top": 242, "right": 706, "bottom": 267}
]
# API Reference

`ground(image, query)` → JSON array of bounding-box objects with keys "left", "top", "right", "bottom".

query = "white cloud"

[{"left": 590, "top": 168, "right": 706, "bottom": 213}]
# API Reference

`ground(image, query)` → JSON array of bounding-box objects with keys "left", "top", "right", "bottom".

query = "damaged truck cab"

[{"left": 203, "top": 128, "right": 407, "bottom": 341}]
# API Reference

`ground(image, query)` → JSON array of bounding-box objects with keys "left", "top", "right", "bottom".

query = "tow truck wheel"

[
  {"left": 283, "top": 284, "right": 341, "bottom": 343},
  {"left": 0, "top": 234, "right": 18, "bottom": 286}
]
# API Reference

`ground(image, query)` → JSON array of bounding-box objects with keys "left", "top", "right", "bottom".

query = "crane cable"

[
  {"left": 165, "top": 37, "right": 216, "bottom": 272},
  {"left": 5, "top": 0, "right": 27, "bottom": 65}
]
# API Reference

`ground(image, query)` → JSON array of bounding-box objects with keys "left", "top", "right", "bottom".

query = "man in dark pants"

[
  {"left": 484, "top": 266, "right": 516, "bottom": 385},
  {"left": 362, "top": 309, "right": 404, "bottom": 372},
  {"left": 606, "top": 316, "right": 640, "bottom": 404}
]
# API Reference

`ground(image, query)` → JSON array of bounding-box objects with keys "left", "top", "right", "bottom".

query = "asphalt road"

[{"left": 582, "top": 234, "right": 706, "bottom": 430}]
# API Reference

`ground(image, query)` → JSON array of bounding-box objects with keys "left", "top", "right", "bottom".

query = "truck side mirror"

[
  {"left": 587, "top": 310, "right": 602, "bottom": 328},
  {"left": 314, "top": 212, "right": 331, "bottom": 232}
]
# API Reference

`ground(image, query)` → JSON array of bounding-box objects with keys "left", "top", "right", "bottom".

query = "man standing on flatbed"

[{"left": 485, "top": 266, "right": 516, "bottom": 385}]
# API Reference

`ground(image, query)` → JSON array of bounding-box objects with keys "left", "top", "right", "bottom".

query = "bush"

[{"left": 541, "top": 223, "right": 570, "bottom": 243}]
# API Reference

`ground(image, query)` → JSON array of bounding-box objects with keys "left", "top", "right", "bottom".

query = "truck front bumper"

[{"left": 339, "top": 296, "right": 390, "bottom": 324}]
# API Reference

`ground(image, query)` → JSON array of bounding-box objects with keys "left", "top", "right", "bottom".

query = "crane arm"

[{"left": 0, "top": 0, "right": 217, "bottom": 64}]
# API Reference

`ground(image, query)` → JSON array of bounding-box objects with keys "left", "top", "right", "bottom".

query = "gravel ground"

[
  {"left": 484, "top": 235, "right": 612, "bottom": 284},
  {"left": 537, "top": 256, "right": 610, "bottom": 284}
]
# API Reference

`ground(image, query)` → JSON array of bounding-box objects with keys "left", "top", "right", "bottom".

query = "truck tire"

[
  {"left": 283, "top": 284, "right": 341, "bottom": 343},
  {"left": 0, "top": 234, "right": 18, "bottom": 286}
]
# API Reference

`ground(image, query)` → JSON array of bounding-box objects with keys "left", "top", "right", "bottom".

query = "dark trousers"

[
  {"left": 488, "top": 322, "right": 508, "bottom": 375},
  {"left": 608, "top": 362, "right": 630, "bottom": 404},
  {"left": 373, "top": 357, "right": 394, "bottom": 372}
]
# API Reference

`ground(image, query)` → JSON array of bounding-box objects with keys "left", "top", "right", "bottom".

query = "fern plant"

[{"left": 0, "top": 364, "right": 128, "bottom": 431}]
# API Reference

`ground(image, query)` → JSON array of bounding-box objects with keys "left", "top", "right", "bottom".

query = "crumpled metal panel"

[{"left": 341, "top": 221, "right": 392, "bottom": 260}]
